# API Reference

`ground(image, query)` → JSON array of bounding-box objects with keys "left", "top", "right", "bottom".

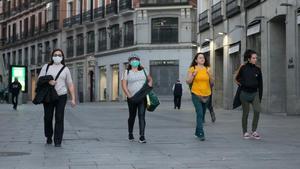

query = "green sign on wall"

[{"left": 10, "top": 65, "right": 27, "bottom": 92}]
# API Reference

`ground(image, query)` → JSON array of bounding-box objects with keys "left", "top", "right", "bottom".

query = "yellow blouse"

[{"left": 188, "top": 66, "right": 212, "bottom": 96}]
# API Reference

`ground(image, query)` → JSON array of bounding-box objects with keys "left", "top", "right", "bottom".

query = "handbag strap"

[
  {"left": 142, "top": 69, "right": 148, "bottom": 84},
  {"left": 55, "top": 66, "right": 66, "bottom": 81}
]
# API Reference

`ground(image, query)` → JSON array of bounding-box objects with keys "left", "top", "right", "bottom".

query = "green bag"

[
  {"left": 146, "top": 91, "right": 160, "bottom": 112},
  {"left": 142, "top": 70, "right": 160, "bottom": 112}
]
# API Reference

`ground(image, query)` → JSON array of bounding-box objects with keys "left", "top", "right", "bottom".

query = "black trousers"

[
  {"left": 127, "top": 98, "right": 146, "bottom": 136},
  {"left": 12, "top": 94, "right": 19, "bottom": 109},
  {"left": 174, "top": 95, "right": 182, "bottom": 109},
  {"left": 43, "top": 94, "right": 67, "bottom": 144}
]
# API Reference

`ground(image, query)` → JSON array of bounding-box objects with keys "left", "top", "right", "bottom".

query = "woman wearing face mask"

[
  {"left": 121, "top": 55, "right": 153, "bottom": 143},
  {"left": 38, "top": 49, "right": 76, "bottom": 147},
  {"left": 235, "top": 49, "right": 263, "bottom": 140},
  {"left": 186, "top": 53, "right": 213, "bottom": 141}
]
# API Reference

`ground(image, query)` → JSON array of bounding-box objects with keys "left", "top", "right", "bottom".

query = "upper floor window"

[
  {"left": 67, "top": 36, "right": 74, "bottom": 57},
  {"left": 110, "top": 24, "right": 120, "bottom": 49},
  {"left": 87, "top": 31, "right": 95, "bottom": 53},
  {"left": 151, "top": 17, "right": 178, "bottom": 44},
  {"left": 67, "top": 1, "right": 73, "bottom": 18},
  {"left": 98, "top": 28, "right": 107, "bottom": 51},
  {"left": 124, "top": 21, "right": 134, "bottom": 47},
  {"left": 76, "top": 34, "right": 84, "bottom": 56}
]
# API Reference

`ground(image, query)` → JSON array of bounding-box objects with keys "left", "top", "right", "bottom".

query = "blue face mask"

[{"left": 130, "top": 60, "right": 140, "bottom": 67}]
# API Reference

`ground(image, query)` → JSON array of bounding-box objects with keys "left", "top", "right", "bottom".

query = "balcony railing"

[
  {"left": 94, "top": 6, "right": 104, "bottom": 19},
  {"left": 119, "top": 0, "right": 132, "bottom": 11},
  {"left": 124, "top": 33, "right": 134, "bottom": 47},
  {"left": 110, "top": 36, "right": 120, "bottom": 49},
  {"left": 67, "top": 47, "right": 74, "bottom": 58},
  {"left": 76, "top": 45, "right": 84, "bottom": 56},
  {"left": 98, "top": 40, "right": 107, "bottom": 52},
  {"left": 63, "top": 17, "right": 72, "bottom": 28},
  {"left": 71, "top": 14, "right": 81, "bottom": 25},
  {"left": 87, "top": 42, "right": 95, "bottom": 53},
  {"left": 244, "top": 0, "right": 260, "bottom": 9},
  {"left": 199, "top": 10, "right": 210, "bottom": 32},
  {"left": 226, "top": 0, "right": 240, "bottom": 18},
  {"left": 140, "top": 0, "right": 189, "bottom": 7},
  {"left": 211, "top": 2, "right": 223, "bottom": 25},
  {"left": 82, "top": 10, "right": 92, "bottom": 22},
  {"left": 106, "top": 2, "right": 118, "bottom": 15}
]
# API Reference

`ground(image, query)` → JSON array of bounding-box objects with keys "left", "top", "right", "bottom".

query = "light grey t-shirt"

[
  {"left": 122, "top": 69, "right": 148, "bottom": 96},
  {"left": 39, "top": 64, "right": 73, "bottom": 96}
]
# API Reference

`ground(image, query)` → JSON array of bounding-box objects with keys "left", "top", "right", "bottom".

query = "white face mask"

[{"left": 52, "top": 56, "right": 62, "bottom": 64}]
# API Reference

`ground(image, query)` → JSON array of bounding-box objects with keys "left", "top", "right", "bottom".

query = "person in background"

[
  {"left": 9, "top": 77, "right": 22, "bottom": 110},
  {"left": 0, "top": 76, "right": 6, "bottom": 103},
  {"left": 172, "top": 79, "right": 182, "bottom": 109},
  {"left": 235, "top": 49, "right": 263, "bottom": 140}
]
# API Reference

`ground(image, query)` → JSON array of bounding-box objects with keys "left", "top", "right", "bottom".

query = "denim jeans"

[{"left": 191, "top": 93, "right": 207, "bottom": 138}]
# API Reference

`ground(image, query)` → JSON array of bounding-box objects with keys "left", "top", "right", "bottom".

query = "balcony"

[
  {"left": 94, "top": 6, "right": 104, "bottom": 19},
  {"left": 124, "top": 33, "right": 134, "bottom": 47},
  {"left": 199, "top": 10, "right": 210, "bottom": 32},
  {"left": 82, "top": 10, "right": 92, "bottom": 22},
  {"left": 226, "top": 0, "right": 240, "bottom": 18},
  {"left": 63, "top": 17, "right": 72, "bottom": 28},
  {"left": 98, "top": 40, "right": 107, "bottom": 52},
  {"left": 244, "top": 0, "right": 260, "bottom": 9},
  {"left": 87, "top": 42, "right": 95, "bottom": 53},
  {"left": 119, "top": 0, "right": 132, "bottom": 12},
  {"left": 71, "top": 14, "right": 81, "bottom": 25},
  {"left": 211, "top": 2, "right": 223, "bottom": 25},
  {"left": 140, "top": 0, "right": 189, "bottom": 7},
  {"left": 106, "top": 2, "right": 118, "bottom": 15},
  {"left": 76, "top": 46, "right": 84, "bottom": 56},
  {"left": 45, "top": 20, "right": 59, "bottom": 32},
  {"left": 67, "top": 47, "right": 74, "bottom": 58}
]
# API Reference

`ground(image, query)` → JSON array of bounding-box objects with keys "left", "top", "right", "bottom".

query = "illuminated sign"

[{"left": 10, "top": 65, "right": 27, "bottom": 92}]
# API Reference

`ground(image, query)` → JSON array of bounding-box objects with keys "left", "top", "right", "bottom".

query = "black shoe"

[
  {"left": 128, "top": 134, "right": 134, "bottom": 141},
  {"left": 54, "top": 144, "right": 61, "bottom": 147},
  {"left": 139, "top": 136, "right": 146, "bottom": 143},
  {"left": 46, "top": 138, "right": 52, "bottom": 144}
]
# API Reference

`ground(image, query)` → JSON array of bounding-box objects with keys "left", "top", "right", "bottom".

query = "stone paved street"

[{"left": 0, "top": 101, "right": 300, "bottom": 169}]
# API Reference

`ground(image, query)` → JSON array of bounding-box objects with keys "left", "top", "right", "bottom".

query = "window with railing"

[
  {"left": 37, "top": 43, "right": 43, "bottom": 65},
  {"left": 76, "top": 34, "right": 84, "bottom": 56},
  {"left": 30, "top": 45, "right": 36, "bottom": 65},
  {"left": 18, "top": 49, "right": 22, "bottom": 65},
  {"left": 119, "top": 0, "right": 132, "bottom": 11},
  {"left": 98, "top": 28, "right": 107, "bottom": 51},
  {"left": 211, "top": 1, "right": 223, "bottom": 25},
  {"left": 12, "top": 51, "right": 16, "bottom": 65},
  {"left": 44, "top": 41, "right": 50, "bottom": 62},
  {"left": 87, "top": 31, "right": 95, "bottom": 53},
  {"left": 140, "top": 0, "right": 188, "bottom": 7},
  {"left": 24, "top": 47, "right": 29, "bottom": 66},
  {"left": 244, "top": 0, "right": 260, "bottom": 9},
  {"left": 151, "top": 17, "right": 178, "bottom": 44},
  {"left": 106, "top": 0, "right": 118, "bottom": 15},
  {"left": 110, "top": 24, "right": 120, "bottom": 49},
  {"left": 124, "top": 21, "right": 134, "bottom": 47},
  {"left": 199, "top": 10, "right": 209, "bottom": 32},
  {"left": 67, "top": 37, "right": 74, "bottom": 58},
  {"left": 226, "top": 0, "right": 240, "bottom": 18}
]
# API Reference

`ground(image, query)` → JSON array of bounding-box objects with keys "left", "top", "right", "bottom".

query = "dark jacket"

[
  {"left": 9, "top": 81, "right": 22, "bottom": 95},
  {"left": 173, "top": 83, "right": 182, "bottom": 96},
  {"left": 129, "top": 83, "right": 153, "bottom": 104},
  {"left": 235, "top": 63, "right": 263, "bottom": 100},
  {"left": 32, "top": 75, "right": 58, "bottom": 105}
]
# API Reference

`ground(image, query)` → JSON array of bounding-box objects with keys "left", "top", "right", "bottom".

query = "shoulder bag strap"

[
  {"left": 54, "top": 66, "right": 66, "bottom": 81},
  {"left": 45, "top": 64, "right": 50, "bottom": 76}
]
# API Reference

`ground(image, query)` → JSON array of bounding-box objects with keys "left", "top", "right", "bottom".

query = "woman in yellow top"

[{"left": 186, "top": 53, "right": 213, "bottom": 141}]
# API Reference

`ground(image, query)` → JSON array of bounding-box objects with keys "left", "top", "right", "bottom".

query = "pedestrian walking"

[
  {"left": 121, "top": 55, "right": 153, "bottom": 143},
  {"left": 38, "top": 49, "right": 76, "bottom": 147},
  {"left": 172, "top": 79, "right": 182, "bottom": 109},
  {"left": 9, "top": 77, "right": 22, "bottom": 110},
  {"left": 186, "top": 53, "right": 213, "bottom": 141},
  {"left": 235, "top": 49, "right": 263, "bottom": 140}
]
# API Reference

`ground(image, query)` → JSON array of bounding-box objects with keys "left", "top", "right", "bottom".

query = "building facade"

[
  {"left": 0, "top": 0, "right": 66, "bottom": 101},
  {"left": 61, "top": 0, "right": 198, "bottom": 102},
  {"left": 197, "top": 0, "right": 300, "bottom": 115}
]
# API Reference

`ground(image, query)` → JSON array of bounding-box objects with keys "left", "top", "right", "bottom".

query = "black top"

[
  {"left": 173, "top": 83, "right": 182, "bottom": 96},
  {"left": 9, "top": 81, "right": 22, "bottom": 95},
  {"left": 235, "top": 62, "right": 263, "bottom": 100}
]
